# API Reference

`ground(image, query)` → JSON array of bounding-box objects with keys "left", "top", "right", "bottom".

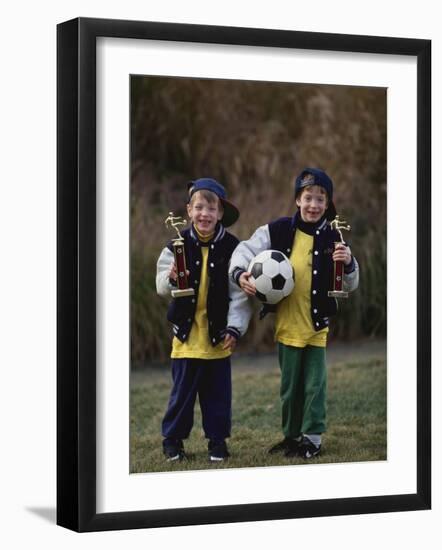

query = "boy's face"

[
  {"left": 296, "top": 185, "right": 328, "bottom": 223},
  {"left": 187, "top": 191, "right": 223, "bottom": 236}
]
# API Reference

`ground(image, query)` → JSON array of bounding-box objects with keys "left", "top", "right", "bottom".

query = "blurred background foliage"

[{"left": 130, "top": 76, "right": 386, "bottom": 364}]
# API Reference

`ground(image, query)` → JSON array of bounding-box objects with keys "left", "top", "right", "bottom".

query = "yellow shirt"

[
  {"left": 275, "top": 230, "right": 328, "bottom": 348},
  {"left": 171, "top": 238, "right": 231, "bottom": 360}
]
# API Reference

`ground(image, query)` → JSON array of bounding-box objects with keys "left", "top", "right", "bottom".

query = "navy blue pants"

[{"left": 162, "top": 357, "right": 232, "bottom": 441}]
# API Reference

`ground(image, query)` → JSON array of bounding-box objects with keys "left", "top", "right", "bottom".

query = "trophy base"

[
  {"left": 171, "top": 288, "right": 195, "bottom": 298},
  {"left": 328, "top": 290, "right": 348, "bottom": 298}
]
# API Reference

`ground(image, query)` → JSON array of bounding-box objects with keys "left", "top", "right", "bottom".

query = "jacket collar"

[
  {"left": 189, "top": 222, "right": 225, "bottom": 243},
  {"left": 292, "top": 211, "right": 328, "bottom": 235}
]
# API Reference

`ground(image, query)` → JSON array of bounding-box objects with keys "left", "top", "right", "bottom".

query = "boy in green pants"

[{"left": 229, "top": 168, "right": 359, "bottom": 458}]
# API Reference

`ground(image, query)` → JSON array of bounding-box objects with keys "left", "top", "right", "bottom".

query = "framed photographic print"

[{"left": 57, "top": 17, "right": 431, "bottom": 532}]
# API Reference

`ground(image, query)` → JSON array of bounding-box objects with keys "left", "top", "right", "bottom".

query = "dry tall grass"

[{"left": 130, "top": 76, "right": 386, "bottom": 363}]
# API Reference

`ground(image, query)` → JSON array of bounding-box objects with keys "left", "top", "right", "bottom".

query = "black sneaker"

[
  {"left": 268, "top": 437, "right": 298, "bottom": 455},
  {"left": 283, "top": 438, "right": 304, "bottom": 457},
  {"left": 163, "top": 438, "right": 186, "bottom": 462},
  {"left": 297, "top": 436, "right": 321, "bottom": 459},
  {"left": 208, "top": 440, "right": 230, "bottom": 462}
]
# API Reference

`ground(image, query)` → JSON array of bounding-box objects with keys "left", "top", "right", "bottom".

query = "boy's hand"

[
  {"left": 239, "top": 272, "right": 256, "bottom": 296},
  {"left": 333, "top": 243, "right": 352, "bottom": 266},
  {"left": 222, "top": 334, "right": 237, "bottom": 351},
  {"left": 168, "top": 262, "right": 190, "bottom": 281}
]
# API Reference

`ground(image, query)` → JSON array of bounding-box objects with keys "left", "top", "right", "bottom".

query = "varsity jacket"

[
  {"left": 229, "top": 213, "right": 359, "bottom": 331},
  {"left": 156, "top": 224, "right": 252, "bottom": 345}
]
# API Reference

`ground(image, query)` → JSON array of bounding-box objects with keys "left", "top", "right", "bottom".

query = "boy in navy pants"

[{"left": 156, "top": 178, "right": 251, "bottom": 462}]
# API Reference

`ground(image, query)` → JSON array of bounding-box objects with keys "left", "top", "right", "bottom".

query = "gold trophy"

[
  {"left": 165, "top": 212, "right": 195, "bottom": 298},
  {"left": 328, "top": 215, "right": 351, "bottom": 299}
]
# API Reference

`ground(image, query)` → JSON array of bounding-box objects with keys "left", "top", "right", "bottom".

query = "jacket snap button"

[
  {"left": 313, "top": 308, "right": 318, "bottom": 313},
  {"left": 312, "top": 290, "right": 317, "bottom": 295}
]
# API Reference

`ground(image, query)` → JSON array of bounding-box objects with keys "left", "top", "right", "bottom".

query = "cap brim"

[{"left": 220, "top": 199, "right": 240, "bottom": 227}]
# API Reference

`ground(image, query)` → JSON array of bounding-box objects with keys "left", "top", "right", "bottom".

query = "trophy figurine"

[
  {"left": 165, "top": 212, "right": 195, "bottom": 298},
  {"left": 328, "top": 215, "right": 351, "bottom": 299}
]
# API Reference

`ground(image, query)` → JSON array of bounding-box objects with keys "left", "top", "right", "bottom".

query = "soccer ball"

[{"left": 248, "top": 250, "right": 295, "bottom": 304}]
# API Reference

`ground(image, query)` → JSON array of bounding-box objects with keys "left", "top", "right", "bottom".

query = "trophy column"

[
  {"left": 165, "top": 212, "right": 195, "bottom": 298},
  {"left": 328, "top": 245, "right": 348, "bottom": 298},
  {"left": 327, "top": 215, "right": 351, "bottom": 299},
  {"left": 171, "top": 238, "right": 195, "bottom": 298}
]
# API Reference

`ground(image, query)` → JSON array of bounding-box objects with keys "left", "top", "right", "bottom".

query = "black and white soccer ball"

[{"left": 248, "top": 250, "right": 295, "bottom": 305}]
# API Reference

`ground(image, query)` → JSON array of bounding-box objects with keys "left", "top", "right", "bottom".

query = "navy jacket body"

[{"left": 166, "top": 225, "right": 239, "bottom": 345}]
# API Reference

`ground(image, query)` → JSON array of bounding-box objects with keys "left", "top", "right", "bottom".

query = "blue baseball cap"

[
  {"left": 294, "top": 168, "right": 337, "bottom": 220},
  {"left": 187, "top": 178, "right": 240, "bottom": 227}
]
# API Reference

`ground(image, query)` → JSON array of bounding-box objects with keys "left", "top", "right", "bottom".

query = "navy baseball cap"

[
  {"left": 187, "top": 178, "right": 240, "bottom": 227},
  {"left": 294, "top": 168, "right": 337, "bottom": 221}
]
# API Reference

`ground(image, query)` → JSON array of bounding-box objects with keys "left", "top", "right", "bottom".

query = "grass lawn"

[{"left": 130, "top": 349, "right": 386, "bottom": 473}]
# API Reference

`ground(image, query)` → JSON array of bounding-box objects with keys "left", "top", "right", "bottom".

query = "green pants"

[{"left": 278, "top": 343, "right": 327, "bottom": 438}]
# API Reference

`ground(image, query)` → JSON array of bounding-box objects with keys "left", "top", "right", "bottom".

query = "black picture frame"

[{"left": 57, "top": 17, "right": 431, "bottom": 532}]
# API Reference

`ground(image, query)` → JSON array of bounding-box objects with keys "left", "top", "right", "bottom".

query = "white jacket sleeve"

[
  {"left": 227, "top": 277, "right": 254, "bottom": 337},
  {"left": 226, "top": 225, "right": 271, "bottom": 337},
  {"left": 343, "top": 256, "right": 360, "bottom": 293},
  {"left": 156, "top": 247, "right": 175, "bottom": 297},
  {"left": 228, "top": 225, "right": 271, "bottom": 279}
]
